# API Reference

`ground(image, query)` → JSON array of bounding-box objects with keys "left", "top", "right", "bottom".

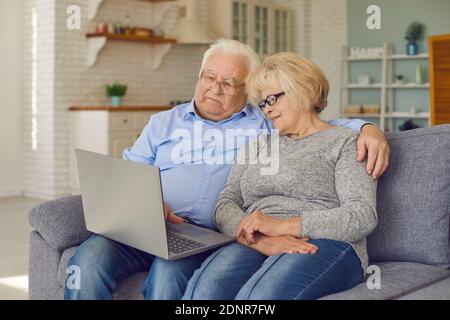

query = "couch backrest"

[{"left": 367, "top": 125, "right": 450, "bottom": 268}]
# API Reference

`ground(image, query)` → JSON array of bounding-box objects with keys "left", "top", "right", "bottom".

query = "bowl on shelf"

[
  {"left": 132, "top": 27, "right": 153, "bottom": 38},
  {"left": 344, "top": 105, "right": 364, "bottom": 114},
  {"left": 363, "top": 104, "right": 380, "bottom": 114},
  {"left": 394, "top": 74, "right": 405, "bottom": 84}
]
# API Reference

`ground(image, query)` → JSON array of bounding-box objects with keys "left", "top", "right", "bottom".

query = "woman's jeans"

[
  {"left": 182, "top": 239, "right": 364, "bottom": 300},
  {"left": 63, "top": 234, "right": 212, "bottom": 300}
]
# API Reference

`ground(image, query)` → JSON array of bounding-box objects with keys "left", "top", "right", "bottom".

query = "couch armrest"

[{"left": 28, "top": 195, "right": 92, "bottom": 251}]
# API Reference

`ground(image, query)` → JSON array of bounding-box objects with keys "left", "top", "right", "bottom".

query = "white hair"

[{"left": 199, "top": 39, "right": 261, "bottom": 77}]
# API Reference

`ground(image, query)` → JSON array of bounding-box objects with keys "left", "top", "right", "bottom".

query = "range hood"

[{"left": 174, "top": 0, "right": 217, "bottom": 44}]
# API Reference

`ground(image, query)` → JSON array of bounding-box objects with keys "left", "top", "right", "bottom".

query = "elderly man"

[{"left": 64, "top": 39, "right": 390, "bottom": 300}]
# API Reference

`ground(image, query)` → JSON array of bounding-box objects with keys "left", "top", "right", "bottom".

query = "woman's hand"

[
  {"left": 237, "top": 234, "right": 318, "bottom": 256},
  {"left": 236, "top": 211, "right": 301, "bottom": 244}
]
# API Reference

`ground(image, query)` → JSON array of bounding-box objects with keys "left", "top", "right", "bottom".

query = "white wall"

[
  {"left": 272, "top": 0, "right": 347, "bottom": 120},
  {"left": 0, "top": 0, "right": 24, "bottom": 197},
  {"left": 21, "top": 0, "right": 56, "bottom": 200},
  {"left": 309, "top": 0, "right": 347, "bottom": 121}
]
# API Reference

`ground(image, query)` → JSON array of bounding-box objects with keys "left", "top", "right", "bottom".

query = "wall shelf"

[
  {"left": 386, "top": 112, "right": 430, "bottom": 119},
  {"left": 86, "top": 0, "right": 176, "bottom": 69},
  {"left": 340, "top": 43, "right": 431, "bottom": 131},
  {"left": 343, "top": 112, "right": 429, "bottom": 120},
  {"left": 388, "top": 83, "right": 430, "bottom": 89},
  {"left": 343, "top": 113, "right": 380, "bottom": 118},
  {"left": 86, "top": 33, "right": 176, "bottom": 44},
  {"left": 69, "top": 105, "right": 172, "bottom": 112},
  {"left": 345, "top": 57, "right": 382, "bottom": 61},
  {"left": 344, "top": 83, "right": 430, "bottom": 89},
  {"left": 345, "top": 53, "right": 429, "bottom": 62},
  {"left": 388, "top": 53, "right": 429, "bottom": 60},
  {"left": 345, "top": 84, "right": 382, "bottom": 89},
  {"left": 86, "top": 33, "right": 175, "bottom": 69}
]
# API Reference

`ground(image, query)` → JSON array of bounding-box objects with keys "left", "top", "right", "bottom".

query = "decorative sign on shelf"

[{"left": 350, "top": 46, "right": 385, "bottom": 58}]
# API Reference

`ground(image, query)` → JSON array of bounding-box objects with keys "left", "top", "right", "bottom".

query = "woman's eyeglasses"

[{"left": 258, "top": 91, "right": 285, "bottom": 112}]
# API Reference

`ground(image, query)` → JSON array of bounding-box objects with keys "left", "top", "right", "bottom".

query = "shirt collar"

[
  {"left": 183, "top": 99, "right": 258, "bottom": 122},
  {"left": 183, "top": 99, "right": 197, "bottom": 120}
]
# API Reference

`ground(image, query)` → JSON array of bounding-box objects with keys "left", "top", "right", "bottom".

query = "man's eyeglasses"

[
  {"left": 200, "top": 71, "right": 245, "bottom": 96},
  {"left": 258, "top": 91, "right": 285, "bottom": 112}
]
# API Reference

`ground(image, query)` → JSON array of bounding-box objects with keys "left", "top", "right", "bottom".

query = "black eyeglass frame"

[{"left": 258, "top": 91, "right": 286, "bottom": 112}]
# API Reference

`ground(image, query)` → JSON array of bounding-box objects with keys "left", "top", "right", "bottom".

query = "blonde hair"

[
  {"left": 199, "top": 39, "right": 261, "bottom": 77},
  {"left": 247, "top": 52, "right": 329, "bottom": 113}
]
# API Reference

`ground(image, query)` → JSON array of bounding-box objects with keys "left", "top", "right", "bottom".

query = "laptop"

[{"left": 75, "top": 149, "right": 234, "bottom": 260}]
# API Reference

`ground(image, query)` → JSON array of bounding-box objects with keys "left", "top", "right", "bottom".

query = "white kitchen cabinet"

[
  {"left": 208, "top": 0, "right": 291, "bottom": 55},
  {"left": 68, "top": 107, "right": 170, "bottom": 194}
]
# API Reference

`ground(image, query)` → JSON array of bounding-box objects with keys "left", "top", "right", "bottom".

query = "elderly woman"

[{"left": 182, "top": 52, "right": 378, "bottom": 300}]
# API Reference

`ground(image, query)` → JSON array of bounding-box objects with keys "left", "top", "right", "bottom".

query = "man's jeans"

[
  {"left": 182, "top": 239, "right": 364, "bottom": 300},
  {"left": 63, "top": 234, "right": 212, "bottom": 300}
]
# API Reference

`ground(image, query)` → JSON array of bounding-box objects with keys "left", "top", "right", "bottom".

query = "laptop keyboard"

[{"left": 167, "top": 233, "right": 206, "bottom": 254}]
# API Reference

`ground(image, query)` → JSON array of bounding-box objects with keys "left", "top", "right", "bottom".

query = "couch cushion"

[
  {"left": 320, "top": 261, "right": 450, "bottom": 300},
  {"left": 29, "top": 195, "right": 92, "bottom": 251},
  {"left": 367, "top": 125, "right": 450, "bottom": 268},
  {"left": 396, "top": 276, "right": 450, "bottom": 300}
]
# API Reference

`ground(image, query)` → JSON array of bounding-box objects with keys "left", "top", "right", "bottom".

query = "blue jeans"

[
  {"left": 64, "top": 234, "right": 211, "bottom": 300},
  {"left": 142, "top": 250, "right": 213, "bottom": 299},
  {"left": 182, "top": 239, "right": 364, "bottom": 300}
]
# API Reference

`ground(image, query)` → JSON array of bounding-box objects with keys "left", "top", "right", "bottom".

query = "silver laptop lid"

[{"left": 75, "top": 149, "right": 170, "bottom": 259}]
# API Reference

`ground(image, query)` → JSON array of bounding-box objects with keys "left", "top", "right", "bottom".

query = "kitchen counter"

[{"left": 68, "top": 105, "right": 172, "bottom": 112}]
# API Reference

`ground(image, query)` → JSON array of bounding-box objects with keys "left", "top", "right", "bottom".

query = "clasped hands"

[
  {"left": 164, "top": 201, "right": 319, "bottom": 256},
  {"left": 236, "top": 211, "right": 318, "bottom": 256}
]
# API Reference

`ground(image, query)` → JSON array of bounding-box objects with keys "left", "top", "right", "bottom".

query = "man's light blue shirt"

[{"left": 123, "top": 100, "right": 367, "bottom": 230}]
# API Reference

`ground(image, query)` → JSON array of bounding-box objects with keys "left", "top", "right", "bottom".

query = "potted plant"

[
  {"left": 399, "top": 119, "right": 419, "bottom": 131},
  {"left": 106, "top": 82, "right": 127, "bottom": 107},
  {"left": 395, "top": 74, "right": 405, "bottom": 84},
  {"left": 404, "top": 22, "right": 424, "bottom": 55}
]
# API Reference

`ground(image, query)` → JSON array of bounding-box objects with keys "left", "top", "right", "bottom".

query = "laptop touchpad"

[{"left": 167, "top": 222, "right": 210, "bottom": 238}]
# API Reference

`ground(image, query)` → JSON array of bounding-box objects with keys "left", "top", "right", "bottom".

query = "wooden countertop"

[{"left": 69, "top": 106, "right": 172, "bottom": 112}]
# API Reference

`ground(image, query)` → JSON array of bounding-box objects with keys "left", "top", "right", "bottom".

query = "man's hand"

[
  {"left": 357, "top": 124, "right": 391, "bottom": 179},
  {"left": 236, "top": 211, "right": 300, "bottom": 244},
  {"left": 237, "top": 234, "right": 318, "bottom": 256},
  {"left": 163, "top": 202, "right": 183, "bottom": 224}
]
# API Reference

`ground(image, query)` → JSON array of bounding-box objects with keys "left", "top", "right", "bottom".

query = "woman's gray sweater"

[{"left": 213, "top": 127, "right": 378, "bottom": 271}]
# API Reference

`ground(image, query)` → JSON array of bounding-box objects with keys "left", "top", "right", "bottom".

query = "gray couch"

[{"left": 28, "top": 125, "right": 450, "bottom": 300}]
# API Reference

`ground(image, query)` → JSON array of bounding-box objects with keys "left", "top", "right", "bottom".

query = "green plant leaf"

[
  {"left": 106, "top": 82, "right": 128, "bottom": 97},
  {"left": 405, "top": 22, "right": 424, "bottom": 42}
]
